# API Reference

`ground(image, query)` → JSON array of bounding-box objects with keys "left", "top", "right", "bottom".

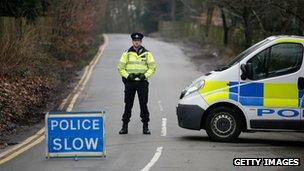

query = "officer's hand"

[
  {"left": 127, "top": 74, "right": 136, "bottom": 81},
  {"left": 139, "top": 73, "right": 146, "bottom": 81}
]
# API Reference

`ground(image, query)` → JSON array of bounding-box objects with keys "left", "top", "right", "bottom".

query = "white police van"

[{"left": 177, "top": 35, "right": 304, "bottom": 141}]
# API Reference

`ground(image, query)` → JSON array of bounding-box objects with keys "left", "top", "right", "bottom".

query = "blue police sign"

[{"left": 45, "top": 111, "right": 105, "bottom": 158}]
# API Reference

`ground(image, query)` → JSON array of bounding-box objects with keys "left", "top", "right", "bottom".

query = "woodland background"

[{"left": 0, "top": 0, "right": 303, "bottom": 143}]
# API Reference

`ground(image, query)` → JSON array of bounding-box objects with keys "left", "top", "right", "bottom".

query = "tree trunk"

[
  {"left": 171, "top": 0, "right": 176, "bottom": 21},
  {"left": 220, "top": 7, "right": 229, "bottom": 45},
  {"left": 205, "top": 6, "right": 214, "bottom": 37},
  {"left": 296, "top": 5, "right": 304, "bottom": 35},
  {"left": 242, "top": 7, "right": 252, "bottom": 48}
]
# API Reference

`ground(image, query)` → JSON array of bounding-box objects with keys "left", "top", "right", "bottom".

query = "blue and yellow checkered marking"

[
  {"left": 240, "top": 83, "right": 263, "bottom": 97},
  {"left": 229, "top": 82, "right": 238, "bottom": 93},
  {"left": 299, "top": 90, "right": 304, "bottom": 107},
  {"left": 264, "top": 83, "right": 298, "bottom": 108},
  {"left": 229, "top": 82, "right": 239, "bottom": 102},
  {"left": 199, "top": 81, "right": 230, "bottom": 104},
  {"left": 199, "top": 81, "right": 239, "bottom": 104},
  {"left": 238, "top": 82, "right": 298, "bottom": 107},
  {"left": 239, "top": 83, "right": 264, "bottom": 106},
  {"left": 200, "top": 81, "right": 301, "bottom": 108}
]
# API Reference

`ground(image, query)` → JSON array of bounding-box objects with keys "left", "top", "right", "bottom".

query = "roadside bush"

[
  {"left": 0, "top": 0, "right": 106, "bottom": 145},
  {"left": 0, "top": 29, "right": 36, "bottom": 77}
]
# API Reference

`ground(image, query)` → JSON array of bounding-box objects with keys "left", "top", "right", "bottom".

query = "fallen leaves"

[{"left": 0, "top": 76, "right": 56, "bottom": 135}]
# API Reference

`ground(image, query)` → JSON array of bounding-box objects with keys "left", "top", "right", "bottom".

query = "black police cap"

[{"left": 131, "top": 32, "right": 144, "bottom": 40}]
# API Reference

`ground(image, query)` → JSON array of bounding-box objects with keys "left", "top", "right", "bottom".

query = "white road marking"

[
  {"left": 161, "top": 118, "right": 167, "bottom": 136},
  {"left": 158, "top": 100, "right": 163, "bottom": 112},
  {"left": 141, "top": 147, "right": 163, "bottom": 171},
  {"left": 66, "top": 65, "right": 93, "bottom": 111},
  {"left": 0, "top": 128, "right": 45, "bottom": 165}
]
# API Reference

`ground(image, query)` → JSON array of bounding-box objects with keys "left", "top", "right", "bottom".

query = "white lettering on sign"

[
  {"left": 93, "top": 119, "right": 100, "bottom": 130},
  {"left": 50, "top": 119, "right": 100, "bottom": 131},
  {"left": 53, "top": 138, "right": 62, "bottom": 150},
  {"left": 52, "top": 138, "right": 99, "bottom": 151},
  {"left": 60, "top": 120, "right": 69, "bottom": 130},
  {"left": 86, "top": 138, "right": 98, "bottom": 149},
  {"left": 73, "top": 138, "right": 83, "bottom": 150},
  {"left": 82, "top": 119, "right": 91, "bottom": 130},
  {"left": 64, "top": 138, "right": 71, "bottom": 150},
  {"left": 51, "top": 120, "right": 58, "bottom": 130}
]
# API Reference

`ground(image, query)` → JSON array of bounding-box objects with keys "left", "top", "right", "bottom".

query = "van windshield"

[{"left": 215, "top": 39, "right": 270, "bottom": 71}]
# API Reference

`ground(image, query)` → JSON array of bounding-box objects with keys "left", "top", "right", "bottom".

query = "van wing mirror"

[
  {"left": 241, "top": 63, "right": 253, "bottom": 80},
  {"left": 298, "top": 77, "right": 304, "bottom": 90}
]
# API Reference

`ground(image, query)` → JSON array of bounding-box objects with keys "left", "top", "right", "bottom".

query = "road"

[{"left": 1, "top": 34, "right": 304, "bottom": 171}]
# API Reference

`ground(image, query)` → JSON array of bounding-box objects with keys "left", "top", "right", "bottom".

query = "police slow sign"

[{"left": 45, "top": 111, "right": 105, "bottom": 158}]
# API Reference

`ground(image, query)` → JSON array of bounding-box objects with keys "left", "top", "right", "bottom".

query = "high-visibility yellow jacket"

[{"left": 117, "top": 46, "right": 156, "bottom": 81}]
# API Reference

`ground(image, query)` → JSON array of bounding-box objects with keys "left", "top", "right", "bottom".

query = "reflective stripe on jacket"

[{"left": 117, "top": 46, "right": 156, "bottom": 80}]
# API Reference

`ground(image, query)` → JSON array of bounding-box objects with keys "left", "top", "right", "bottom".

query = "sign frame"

[{"left": 45, "top": 111, "right": 106, "bottom": 159}]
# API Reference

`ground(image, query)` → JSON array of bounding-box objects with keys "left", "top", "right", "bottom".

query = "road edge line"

[
  {"left": 0, "top": 34, "right": 109, "bottom": 165},
  {"left": 141, "top": 147, "right": 163, "bottom": 171},
  {"left": 0, "top": 132, "right": 45, "bottom": 165}
]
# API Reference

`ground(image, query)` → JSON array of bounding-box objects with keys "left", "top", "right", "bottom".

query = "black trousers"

[{"left": 122, "top": 80, "right": 149, "bottom": 123}]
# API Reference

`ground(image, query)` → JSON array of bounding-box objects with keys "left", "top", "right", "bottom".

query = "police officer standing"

[{"left": 117, "top": 33, "right": 156, "bottom": 134}]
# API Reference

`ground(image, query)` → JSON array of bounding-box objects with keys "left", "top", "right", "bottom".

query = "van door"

[{"left": 240, "top": 43, "right": 303, "bottom": 130}]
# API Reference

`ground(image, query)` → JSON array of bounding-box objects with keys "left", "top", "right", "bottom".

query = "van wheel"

[{"left": 205, "top": 107, "right": 241, "bottom": 142}]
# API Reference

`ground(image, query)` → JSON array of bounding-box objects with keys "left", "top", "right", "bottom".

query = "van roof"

[{"left": 267, "top": 35, "right": 304, "bottom": 43}]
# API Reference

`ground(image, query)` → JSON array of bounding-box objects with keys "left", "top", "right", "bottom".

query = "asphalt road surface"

[{"left": 1, "top": 34, "right": 304, "bottom": 171}]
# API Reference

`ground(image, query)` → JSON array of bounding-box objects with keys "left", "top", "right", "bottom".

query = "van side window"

[
  {"left": 247, "top": 48, "right": 268, "bottom": 80},
  {"left": 268, "top": 43, "right": 303, "bottom": 77},
  {"left": 247, "top": 43, "right": 303, "bottom": 80}
]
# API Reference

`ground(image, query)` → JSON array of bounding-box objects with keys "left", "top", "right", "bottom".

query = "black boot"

[
  {"left": 119, "top": 122, "right": 128, "bottom": 134},
  {"left": 143, "top": 122, "right": 151, "bottom": 134}
]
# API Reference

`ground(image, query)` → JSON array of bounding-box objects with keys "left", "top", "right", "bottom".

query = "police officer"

[{"left": 117, "top": 32, "right": 156, "bottom": 134}]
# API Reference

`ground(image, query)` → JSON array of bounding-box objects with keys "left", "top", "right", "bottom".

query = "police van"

[{"left": 177, "top": 35, "right": 304, "bottom": 141}]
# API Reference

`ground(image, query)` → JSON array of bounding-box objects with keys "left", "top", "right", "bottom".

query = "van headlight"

[{"left": 184, "top": 79, "right": 205, "bottom": 97}]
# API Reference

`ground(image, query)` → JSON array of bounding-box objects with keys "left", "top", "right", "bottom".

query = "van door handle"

[{"left": 298, "top": 77, "right": 304, "bottom": 90}]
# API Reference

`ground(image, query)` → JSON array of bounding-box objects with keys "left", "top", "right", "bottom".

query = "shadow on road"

[{"left": 178, "top": 136, "right": 304, "bottom": 147}]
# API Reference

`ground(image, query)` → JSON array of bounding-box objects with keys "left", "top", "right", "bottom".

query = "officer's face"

[{"left": 132, "top": 39, "right": 142, "bottom": 48}]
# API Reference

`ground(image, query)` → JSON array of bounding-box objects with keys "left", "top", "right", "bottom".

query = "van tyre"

[{"left": 205, "top": 107, "right": 241, "bottom": 142}]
